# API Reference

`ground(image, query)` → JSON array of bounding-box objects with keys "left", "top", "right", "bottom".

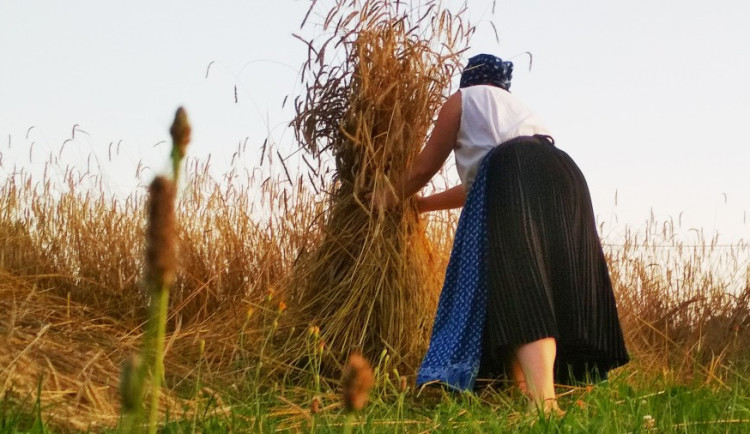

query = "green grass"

[{"left": 4, "top": 366, "right": 749, "bottom": 433}]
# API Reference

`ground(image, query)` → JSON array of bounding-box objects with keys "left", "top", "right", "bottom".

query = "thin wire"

[{"left": 601, "top": 243, "right": 747, "bottom": 249}]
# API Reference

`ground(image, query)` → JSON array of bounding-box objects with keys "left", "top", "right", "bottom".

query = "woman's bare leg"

[
  {"left": 515, "top": 337, "right": 559, "bottom": 413},
  {"left": 509, "top": 354, "right": 528, "bottom": 396}
]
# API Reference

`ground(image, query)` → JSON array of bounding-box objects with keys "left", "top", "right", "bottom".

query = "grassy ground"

[{"left": 3, "top": 363, "right": 750, "bottom": 433}]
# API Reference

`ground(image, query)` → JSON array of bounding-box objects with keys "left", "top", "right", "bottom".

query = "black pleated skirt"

[{"left": 477, "top": 135, "right": 629, "bottom": 385}]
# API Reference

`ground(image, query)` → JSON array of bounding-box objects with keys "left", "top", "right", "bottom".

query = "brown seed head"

[
  {"left": 308, "top": 325, "right": 320, "bottom": 339},
  {"left": 399, "top": 376, "right": 407, "bottom": 393},
  {"left": 311, "top": 396, "right": 320, "bottom": 415},
  {"left": 341, "top": 353, "right": 374, "bottom": 412},
  {"left": 145, "top": 176, "right": 177, "bottom": 290},
  {"left": 170, "top": 107, "right": 191, "bottom": 159}
]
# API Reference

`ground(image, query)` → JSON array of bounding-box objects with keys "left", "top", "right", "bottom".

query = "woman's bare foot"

[
  {"left": 528, "top": 398, "right": 566, "bottom": 418},
  {"left": 516, "top": 338, "right": 557, "bottom": 411}
]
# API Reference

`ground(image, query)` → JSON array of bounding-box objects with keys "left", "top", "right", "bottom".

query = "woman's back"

[{"left": 455, "top": 85, "right": 550, "bottom": 191}]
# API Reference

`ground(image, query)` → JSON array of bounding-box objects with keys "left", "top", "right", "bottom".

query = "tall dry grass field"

[
  {"left": 0, "top": 144, "right": 326, "bottom": 428},
  {"left": 604, "top": 219, "right": 750, "bottom": 379},
  {"left": 2, "top": 139, "right": 748, "bottom": 430}
]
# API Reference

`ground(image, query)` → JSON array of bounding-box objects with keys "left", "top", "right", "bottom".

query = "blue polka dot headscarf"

[{"left": 459, "top": 54, "right": 513, "bottom": 90}]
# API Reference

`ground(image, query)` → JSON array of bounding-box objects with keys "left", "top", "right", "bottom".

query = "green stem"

[
  {"left": 254, "top": 320, "right": 275, "bottom": 416},
  {"left": 191, "top": 352, "right": 202, "bottom": 434},
  {"left": 171, "top": 150, "right": 182, "bottom": 184},
  {"left": 148, "top": 285, "right": 170, "bottom": 434},
  {"left": 342, "top": 413, "right": 355, "bottom": 434}
]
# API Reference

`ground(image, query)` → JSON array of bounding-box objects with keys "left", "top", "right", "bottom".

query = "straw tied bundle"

[{"left": 291, "top": 0, "right": 472, "bottom": 368}]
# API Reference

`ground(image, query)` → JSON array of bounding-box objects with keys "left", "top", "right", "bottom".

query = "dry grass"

[
  {"left": 605, "top": 219, "right": 750, "bottom": 381},
  {"left": 0, "top": 270, "right": 190, "bottom": 431},
  {"left": 2, "top": 144, "right": 749, "bottom": 430},
  {"left": 0, "top": 144, "right": 316, "bottom": 429}
]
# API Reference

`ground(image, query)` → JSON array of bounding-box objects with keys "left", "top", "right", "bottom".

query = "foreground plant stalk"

[
  {"left": 122, "top": 107, "right": 189, "bottom": 434},
  {"left": 144, "top": 175, "right": 177, "bottom": 434}
]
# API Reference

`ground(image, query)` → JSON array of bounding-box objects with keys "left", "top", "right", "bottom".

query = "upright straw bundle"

[{"left": 291, "top": 0, "right": 473, "bottom": 368}]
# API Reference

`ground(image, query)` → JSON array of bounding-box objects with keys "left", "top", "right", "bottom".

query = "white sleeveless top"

[{"left": 455, "top": 85, "right": 551, "bottom": 191}]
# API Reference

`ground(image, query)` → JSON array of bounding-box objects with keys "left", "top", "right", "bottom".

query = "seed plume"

[
  {"left": 341, "top": 352, "right": 374, "bottom": 412},
  {"left": 145, "top": 176, "right": 177, "bottom": 290},
  {"left": 170, "top": 107, "right": 191, "bottom": 160}
]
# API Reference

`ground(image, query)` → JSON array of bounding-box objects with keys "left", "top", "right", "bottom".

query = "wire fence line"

[{"left": 601, "top": 243, "right": 748, "bottom": 249}]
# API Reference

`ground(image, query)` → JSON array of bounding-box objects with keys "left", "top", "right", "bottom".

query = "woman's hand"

[
  {"left": 414, "top": 195, "right": 427, "bottom": 214},
  {"left": 413, "top": 185, "right": 466, "bottom": 213},
  {"left": 368, "top": 187, "right": 398, "bottom": 211}
]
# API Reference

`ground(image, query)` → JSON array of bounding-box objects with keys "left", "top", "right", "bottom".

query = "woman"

[{"left": 371, "top": 54, "right": 629, "bottom": 413}]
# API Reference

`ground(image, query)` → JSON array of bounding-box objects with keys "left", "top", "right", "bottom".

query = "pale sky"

[{"left": 1, "top": 0, "right": 748, "bottom": 242}]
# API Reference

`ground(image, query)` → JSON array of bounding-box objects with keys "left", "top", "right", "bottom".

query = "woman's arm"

[
  {"left": 372, "top": 91, "right": 462, "bottom": 209},
  {"left": 416, "top": 185, "right": 466, "bottom": 213},
  {"left": 397, "top": 91, "right": 462, "bottom": 198}
]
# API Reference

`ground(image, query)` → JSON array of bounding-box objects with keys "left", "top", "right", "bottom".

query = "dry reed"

[
  {"left": 603, "top": 218, "right": 750, "bottom": 381},
  {"left": 0, "top": 270, "right": 187, "bottom": 431},
  {"left": 288, "top": 0, "right": 473, "bottom": 369}
]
